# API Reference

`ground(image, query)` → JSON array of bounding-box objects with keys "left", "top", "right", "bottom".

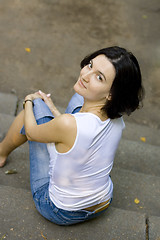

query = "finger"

[
  {"left": 38, "top": 90, "right": 49, "bottom": 101},
  {"left": 38, "top": 90, "right": 46, "bottom": 97},
  {"left": 38, "top": 90, "right": 43, "bottom": 95},
  {"left": 47, "top": 93, "right": 51, "bottom": 97}
]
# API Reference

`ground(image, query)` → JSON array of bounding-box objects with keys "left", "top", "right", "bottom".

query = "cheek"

[
  {"left": 90, "top": 83, "right": 111, "bottom": 99},
  {"left": 89, "top": 81, "right": 107, "bottom": 92}
]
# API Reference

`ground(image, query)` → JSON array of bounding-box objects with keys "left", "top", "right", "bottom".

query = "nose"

[{"left": 82, "top": 71, "right": 92, "bottom": 82}]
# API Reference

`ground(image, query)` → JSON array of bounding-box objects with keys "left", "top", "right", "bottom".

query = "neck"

[
  {"left": 80, "top": 103, "right": 104, "bottom": 112},
  {"left": 80, "top": 99, "right": 107, "bottom": 119}
]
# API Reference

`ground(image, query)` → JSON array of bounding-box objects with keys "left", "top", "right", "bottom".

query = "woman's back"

[{"left": 47, "top": 112, "right": 125, "bottom": 211}]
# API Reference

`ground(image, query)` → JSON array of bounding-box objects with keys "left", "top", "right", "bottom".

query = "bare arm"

[
  {"left": 23, "top": 91, "right": 76, "bottom": 144},
  {"left": 38, "top": 90, "right": 61, "bottom": 117}
]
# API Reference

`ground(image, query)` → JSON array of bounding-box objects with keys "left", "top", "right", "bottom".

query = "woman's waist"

[
  {"left": 83, "top": 198, "right": 112, "bottom": 213},
  {"left": 49, "top": 179, "right": 113, "bottom": 211}
]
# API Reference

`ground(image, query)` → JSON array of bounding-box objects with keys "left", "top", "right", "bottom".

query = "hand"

[
  {"left": 38, "top": 90, "right": 61, "bottom": 116},
  {"left": 25, "top": 92, "right": 42, "bottom": 101}
]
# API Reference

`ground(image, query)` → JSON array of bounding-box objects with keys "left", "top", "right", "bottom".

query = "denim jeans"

[{"left": 21, "top": 93, "right": 111, "bottom": 225}]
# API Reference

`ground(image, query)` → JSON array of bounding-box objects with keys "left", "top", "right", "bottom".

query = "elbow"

[
  {"left": 25, "top": 128, "right": 34, "bottom": 141},
  {"left": 25, "top": 132, "right": 33, "bottom": 141},
  {"left": 26, "top": 135, "right": 33, "bottom": 141}
]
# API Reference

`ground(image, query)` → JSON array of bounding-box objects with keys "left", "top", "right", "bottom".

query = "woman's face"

[{"left": 74, "top": 54, "right": 116, "bottom": 103}]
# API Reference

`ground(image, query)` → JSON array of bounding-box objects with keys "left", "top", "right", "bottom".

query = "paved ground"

[
  {"left": 0, "top": 0, "right": 160, "bottom": 239},
  {"left": 0, "top": 0, "right": 160, "bottom": 128},
  {"left": 1, "top": 92, "right": 160, "bottom": 240}
]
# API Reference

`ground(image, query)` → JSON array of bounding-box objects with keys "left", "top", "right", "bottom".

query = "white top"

[{"left": 47, "top": 112, "right": 125, "bottom": 211}]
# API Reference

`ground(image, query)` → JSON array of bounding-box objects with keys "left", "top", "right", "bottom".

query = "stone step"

[
  {"left": 0, "top": 144, "right": 30, "bottom": 190},
  {"left": 0, "top": 185, "right": 146, "bottom": 240},
  {"left": 1, "top": 91, "right": 159, "bottom": 147},
  {"left": 1, "top": 143, "right": 160, "bottom": 218},
  {"left": 149, "top": 216, "right": 160, "bottom": 240},
  {"left": 0, "top": 92, "right": 18, "bottom": 116},
  {"left": 2, "top": 94, "right": 160, "bottom": 149},
  {"left": 0, "top": 113, "right": 15, "bottom": 139},
  {"left": 115, "top": 138, "right": 160, "bottom": 177},
  {"left": 47, "top": 103, "right": 160, "bottom": 147},
  {"left": 122, "top": 121, "right": 160, "bottom": 147},
  {"left": 111, "top": 167, "right": 160, "bottom": 217},
  {"left": 1, "top": 136, "right": 159, "bottom": 191},
  {"left": 48, "top": 103, "right": 160, "bottom": 147}
]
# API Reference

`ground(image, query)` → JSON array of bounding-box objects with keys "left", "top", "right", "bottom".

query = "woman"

[{"left": 0, "top": 46, "right": 144, "bottom": 225}]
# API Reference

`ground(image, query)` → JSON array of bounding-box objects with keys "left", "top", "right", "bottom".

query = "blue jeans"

[{"left": 21, "top": 93, "right": 111, "bottom": 225}]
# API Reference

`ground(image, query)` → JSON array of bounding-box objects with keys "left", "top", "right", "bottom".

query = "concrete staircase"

[{"left": 0, "top": 92, "right": 160, "bottom": 240}]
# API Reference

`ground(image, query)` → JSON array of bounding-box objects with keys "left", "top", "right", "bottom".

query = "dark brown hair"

[{"left": 81, "top": 46, "right": 145, "bottom": 119}]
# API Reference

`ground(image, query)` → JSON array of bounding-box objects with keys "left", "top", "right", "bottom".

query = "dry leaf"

[
  {"left": 41, "top": 232, "right": 47, "bottom": 240},
  {"left": 25, "top": 48, "right": 31, "bottom": 52},
  {"left": 5, "top": 169, "right": 17, "bottom": 174},
  {"left": 140, "top": 137, "right": 146, "bottom": 142},
  {"left": 134, "top": 198, "right": 140, "bottom": 204},
  {"left": 1, "top": 234, "right": 6, "bottom": 240}
]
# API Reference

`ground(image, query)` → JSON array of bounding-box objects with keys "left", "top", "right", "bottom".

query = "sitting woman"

[{"left": 0, "top": 46, "right": 144, "bottom": 225}]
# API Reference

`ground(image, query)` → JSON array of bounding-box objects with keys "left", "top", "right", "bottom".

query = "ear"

[{"left": 106, "top": 93, "right": 112, "bottom": 101}]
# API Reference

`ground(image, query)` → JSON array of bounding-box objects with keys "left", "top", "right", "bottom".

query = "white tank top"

[{"left": 47, "top": 112, "right": 125, "bottom": 211}]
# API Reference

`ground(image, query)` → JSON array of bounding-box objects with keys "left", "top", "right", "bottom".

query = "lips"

[{"left": 79, "top": 78, "right": 87, "bottom": 88}]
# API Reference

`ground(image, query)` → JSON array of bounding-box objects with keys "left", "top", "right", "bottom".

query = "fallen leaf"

[
  {"left": 1, "top": 234, "right": 6, "bottom": 240},
  {"left": 41, "top": 232, "right": 47, "bottom": 240},
  {"left": 140, "top": 137, "right": 146, "bottom": 142},
  {"left": 25, "top": 48, "right": 31, "bottom": 52},
  {"left": 134, "top": 198, "right": 140, "bottom": 204},
  {"left": 5, "top": 169, "right": 17, "bottom": 174}
]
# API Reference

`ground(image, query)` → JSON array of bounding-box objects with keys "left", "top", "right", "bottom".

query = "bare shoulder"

[
  {"left": 56, "top": 113, "right": 76, "bottom": 123},
  {"left": 55, "top": 113, "right": 76, "bottom": 130},
  {"left": 54, "top": 114, "right": 77, "bottom": 145}
]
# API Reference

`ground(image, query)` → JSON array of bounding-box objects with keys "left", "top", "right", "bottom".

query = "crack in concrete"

[{"left": 146, "top": 217, "right": 149, "bottom": 240}]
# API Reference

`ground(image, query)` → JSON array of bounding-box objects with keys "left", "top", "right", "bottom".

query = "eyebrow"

[{"left": 91, "top": 59, "right": 106, "bottom": 81}]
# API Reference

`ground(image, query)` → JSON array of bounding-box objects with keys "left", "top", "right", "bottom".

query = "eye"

[
  {"left": 88, "top": 61, "right": 92, "bottom": 69},
  {"left": 97, "top": 75, "right": 103, "bottom": 81}
]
